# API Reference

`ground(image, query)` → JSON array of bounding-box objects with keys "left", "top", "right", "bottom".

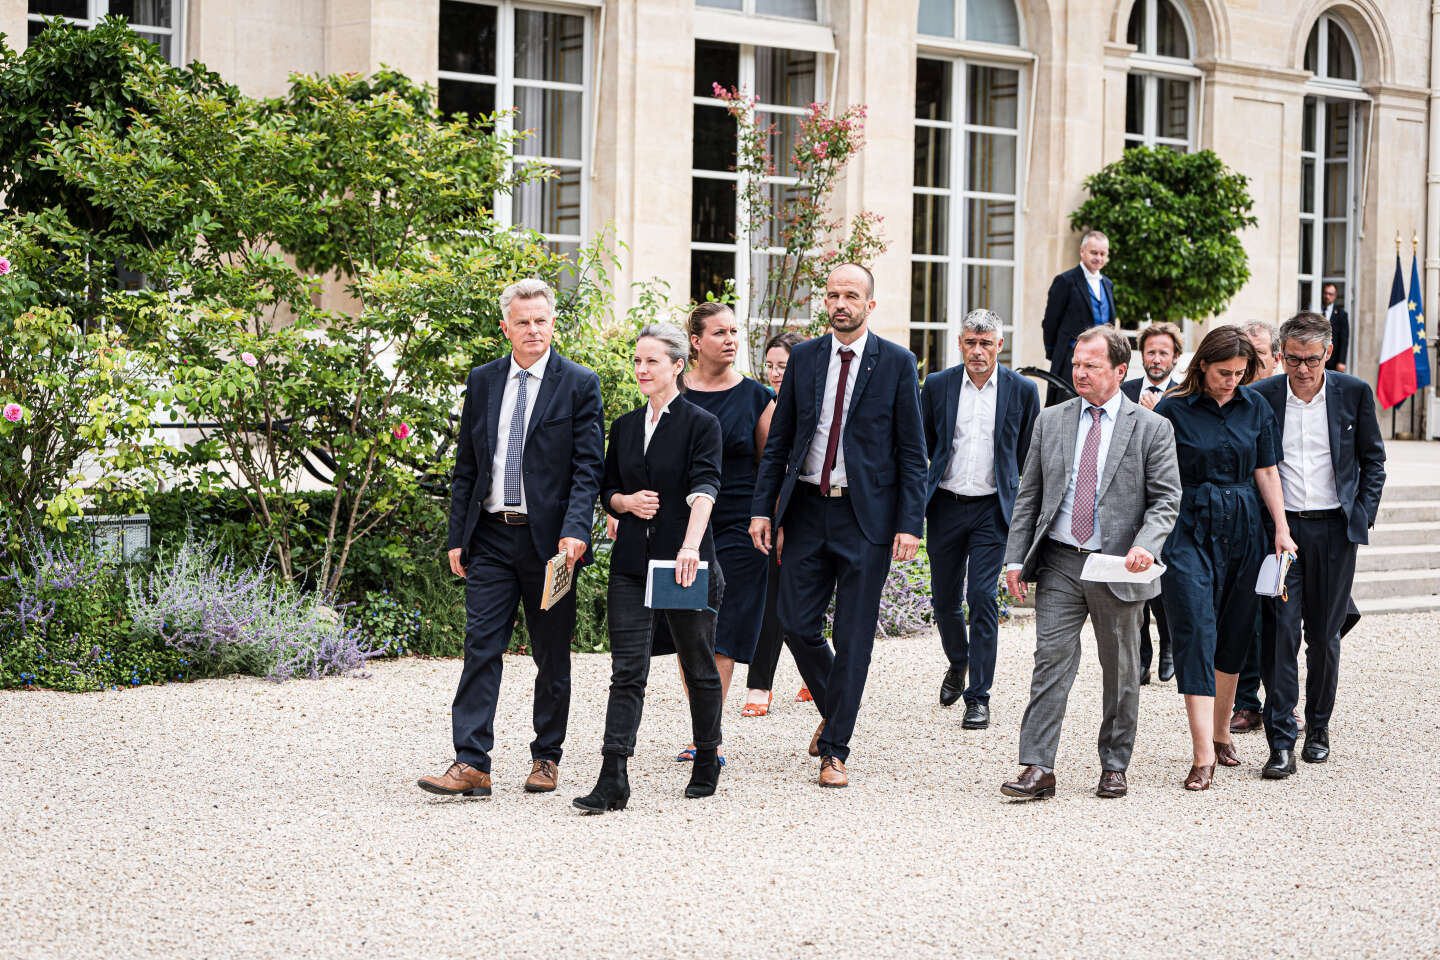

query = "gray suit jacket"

[{"left": 1005, "top": 394, "right": 1182, "bottom": 602}]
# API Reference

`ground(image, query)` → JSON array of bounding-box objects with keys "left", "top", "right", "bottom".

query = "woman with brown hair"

[{"left": 1153, "top": 326, "right": 1295, "bottom": 791}]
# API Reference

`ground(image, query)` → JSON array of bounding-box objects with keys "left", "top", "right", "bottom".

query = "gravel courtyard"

[{"left": 3, "top": 611, "right": 1437, "bottom": 960}]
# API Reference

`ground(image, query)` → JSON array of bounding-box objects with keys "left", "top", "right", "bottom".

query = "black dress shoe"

[
  {"left": 961, "top": 701, "right": 990, "bottom": 729},
  {"left": 939, "top": 667, "right": 964, "bottom": 706},
  {"left": 1301, "top": 727, "right": 1329, "bottom": 763},
  {"left": 1157, "top": 642, "right": 1175, "bottom": 682},
  {"left": 1139, "top": 666, "right": 1151, "bottom": 686},
  {"left": 1262, "top": 748, "right": 1296, "bottom": 779},
  {"left": 1096, "top": 770, "right": 1128, "bottom": 798}
]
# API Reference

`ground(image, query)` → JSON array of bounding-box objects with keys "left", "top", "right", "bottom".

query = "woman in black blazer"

[{"left": 573, "top": 324, "right": 727, "bottom": 813}]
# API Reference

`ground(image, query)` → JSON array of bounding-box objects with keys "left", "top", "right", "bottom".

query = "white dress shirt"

[
  {"left": 483, "top": 350, "right": 550, "bottom": 514},
  {"left": 643, "top": 394, "right": 714, "bottom": 508},
  {"left": 800, "top": 330, "right": 870, "bottom": 487},
  {"left": 1081, "top": 263, "right": 1104, "bottom": 301},
  {"left": 939, "top": 371, "right": 998, "bottom": 496},
  {"left": 1049, "top": 391, "right": 1124, "bottom": 550},
  {"left": 1279, "top": 376, "right": 1340, "bottom": 512}
]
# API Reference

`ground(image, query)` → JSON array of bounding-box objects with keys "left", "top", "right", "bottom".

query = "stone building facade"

[{"left": 8, "top": 1, "right": 1437, "bottom": 413}]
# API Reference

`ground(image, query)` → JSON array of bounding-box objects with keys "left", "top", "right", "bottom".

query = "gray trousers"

[{"left": 1018, "top": 541, "right": 1144, "bottom": 772}]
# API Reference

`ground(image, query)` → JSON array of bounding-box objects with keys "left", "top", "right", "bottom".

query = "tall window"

[
  {"left": 697, "top": 0, "right": 818, "bottom": 20},
  {"left": 1298, "top": 11, "right": 1364, "bottom": 362},
  {"left": 917, "top": 0, "right": 1020, "bottom": 45},
  {"left": 1124, "top": 0, "right": 1195, "bottom": 153},
  {"left": 690, "top": 40, "right": 819, "bottom": 317},
  {"left": 438, "top": 0, "right": 590, "bottom": 257},
  {"left": 27, "top": 1, "right": 182, "bottom": 63}
]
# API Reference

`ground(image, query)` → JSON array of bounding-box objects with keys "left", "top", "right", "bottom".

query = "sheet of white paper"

[
  {"left": 1079, "top": 553, "right": 1166, "bottom": 585},
  {"left": 644, "top": 559, "right": 710, "bottom": 607}
]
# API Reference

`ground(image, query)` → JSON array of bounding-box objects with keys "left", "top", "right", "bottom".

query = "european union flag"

[{"left": 1410, "top": 254, "right": 1432, "bottom": 390}]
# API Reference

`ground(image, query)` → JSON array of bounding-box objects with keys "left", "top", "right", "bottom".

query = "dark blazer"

[
  {"left": 921, "top": 363, "right": 1039, "bottom": 524},
  {"left": 448, "top": 351, "right": 606, "bottom": 562},
  {"left": 1042, "top": 265, "right": 1116, "bottom": 362},
  {"left": 1121, "top": 376, "right": 1177, "bottom": 403},
  {"left": 601, "top": 395, "right": 723, "bottom": 578},
  {"left": 1325, "top": 306, "right": 1350, "bottom": 371},
  {"left": 1251, "top": 371, "right": 1386, "bottom": 544},
  {"left": 751, "top": 332, "right": 928, "bottom": 546}
]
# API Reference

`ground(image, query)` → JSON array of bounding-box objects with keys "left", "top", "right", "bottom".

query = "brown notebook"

[{"left": 540, "top": 552, "right": 574, "bottom": 611}]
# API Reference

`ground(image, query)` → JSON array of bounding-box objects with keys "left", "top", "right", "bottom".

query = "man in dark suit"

[
  {"left": 750, "top": 263, "right": 928, "bottom": 789},
  {"left": 921, "top": 309, "right": 1039, "bottom": 729},
  {"left": 1320, "top": 283, "right": 1350, "bottom": 372},
  {"left": 1252, "top": 312, "right": 1385, "bottom": 779},
  {"left": 1000, "top": 326, "right": 1181, "bottom": 800},
  {"left": 1042, "top": 230, "right": 1116, "bottom": 406},
  {"left": 1120, "top": 321, "right": 1183, "bottom": 685},
  {"left": 418, "top": 278, "right": 605, "bottom": 799}
]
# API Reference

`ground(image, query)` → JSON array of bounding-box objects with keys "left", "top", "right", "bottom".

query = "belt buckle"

[
  {"left": 503, "top": 511, "right": 526, "bottom": 525},
  {"left": 824, "top": 485, "right": 843, "bottom": 498}
]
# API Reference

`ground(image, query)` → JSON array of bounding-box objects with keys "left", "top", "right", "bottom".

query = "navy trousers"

[
  {"left": 926, "top": 492, "right": 1007, "bottom": 705},
  {"left": 777, "top": 485, "right": 892, "bottom": 763},
  {"left": 1262, "top": 511, "right": 1355, "bottom": 751},
  {"left": 1233, "top": 611, "right": 1266, "bottom": 713},
  {"left": 452, "top": 515, "right": 576, "bottom": 773}
]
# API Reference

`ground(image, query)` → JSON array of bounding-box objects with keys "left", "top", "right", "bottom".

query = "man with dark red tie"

[{"left": 750, "top": 263, "right": 928, "bottom": 789}]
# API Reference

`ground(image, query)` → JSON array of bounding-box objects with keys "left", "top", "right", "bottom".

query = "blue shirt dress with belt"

[
  {"left": 686, "top": 377, "right": 775, "bottom": 663},
  {"left": 1153, "top": 386, "right": 1281, "bottom": 698}
]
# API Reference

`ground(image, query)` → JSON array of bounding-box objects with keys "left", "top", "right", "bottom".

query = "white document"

[
  {"left": 644, "top": 559, "right": 710, "bottom": 607},
  {"left": 1079, "top": 553, "right": 1166, "bottom": 585},
  {"left": 1255, "top": 552, "right": 1295, "bottom": 597}
]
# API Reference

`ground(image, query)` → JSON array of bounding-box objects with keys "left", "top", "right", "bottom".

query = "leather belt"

[
  {"left": 939, "top": 490, "right": 997, "bottom": 503},
  {"left": 1288, "top": 508, "right": 1343, "bottom": 521},
  {"left": 489, "top": 511, "right": 528, "bottom": 526},
  {"left": 1046, "top": 537, "right": 1098, "bottom": 555},
  {"left": 802, "top": 482, "right": 849, "bottom": 498}
]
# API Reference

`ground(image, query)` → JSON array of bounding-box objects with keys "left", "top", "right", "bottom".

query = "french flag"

[{"left": 1377, "top": 254, "right": 1418, "bottom": 409}]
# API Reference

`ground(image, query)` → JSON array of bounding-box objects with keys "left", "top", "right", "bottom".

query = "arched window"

[
  {"left": 1124, "top": 0, "right": 1197, "bottom": 153},
  {"left": 1297, "top": 11, "right": 1366, "bottom": 370},
  {"left": 911, "top": 0, "right": 1026, "bottom": 373}
]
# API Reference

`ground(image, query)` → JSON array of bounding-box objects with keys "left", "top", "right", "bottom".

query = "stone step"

[
  {"left": 1350, "top": 568, "right": 1440, "bottom": 601},
  {"left": 1380, "top": 482, "right": 1440, "bottom": 502},
  {"left": 1366, "top": 521, "right": 1440, "bottom": 547},
  {"left": 1354, "top": 594, "right": 1440, "bottom": 616},
  {"left": 1376, "top": 499, "right": 1440, "bottom": 523},
  {"left": 1355, "top": 544, "right": 1440, "bottom": 572}
]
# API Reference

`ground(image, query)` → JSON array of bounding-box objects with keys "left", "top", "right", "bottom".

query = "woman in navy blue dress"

[
  {"left": 1153, "top": 326, "right": 1294, "bottom": 791},
  {"left": 675, "top": 303, "right": 775, "bottom": 759}
]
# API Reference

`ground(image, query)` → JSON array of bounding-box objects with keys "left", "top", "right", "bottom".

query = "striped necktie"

[
  {"left": 503, "top": 369, "right": 529, "bottom": 508},
  {"left": 1070, "top": 405, "right": 1103, "bottom": 544}
]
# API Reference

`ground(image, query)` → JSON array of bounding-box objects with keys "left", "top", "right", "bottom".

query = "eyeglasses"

[{"left": 1282, "top": 354, "right": 1324, "bottom": 369}]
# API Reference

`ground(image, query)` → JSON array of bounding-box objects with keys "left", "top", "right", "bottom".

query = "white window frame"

[
  {"left": 689, "top": 41, "right": 826, "bottom": 325},
  {"left": 1298, "top": 13, "right": 1367, "bottom": 369},
  {"left": 694, "top": 0, "right": 824, "bottom": 24},
  {"left": 1124, "top": 0, "right": 1198, "bottom": 154},
  {"left": 26, "top": 0, "right": 184, "bottom": 64},
  {"left": 438, "top": 0, "right": 592, "bottom": 251},
  {"left": 917, "top": 0, "right": 1025, "bottom": 46},
  {"left": 911, "top": 52, "right": 1027, "bottom": 371}
]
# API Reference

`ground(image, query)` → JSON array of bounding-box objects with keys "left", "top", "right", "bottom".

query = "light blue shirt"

[{"left": 1050, "top": 391, "right": 1124, "bottom": 550}]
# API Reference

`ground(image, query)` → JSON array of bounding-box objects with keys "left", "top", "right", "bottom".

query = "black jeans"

[{"left": 601, "top": 568, "right": 725, "bottom": 757}]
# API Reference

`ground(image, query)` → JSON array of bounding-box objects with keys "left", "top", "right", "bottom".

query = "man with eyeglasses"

[{"left": 1249, "top": 312, "right": 1385, "bottom": 779}]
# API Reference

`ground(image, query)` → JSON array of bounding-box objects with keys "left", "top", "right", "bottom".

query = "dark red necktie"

[{"left": 819, "top": 347, "right": 854, "bottom": 490}]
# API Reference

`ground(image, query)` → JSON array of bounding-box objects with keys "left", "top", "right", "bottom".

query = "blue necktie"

[{"left": 503, "top": 370, "right": 529, "bottom": 508}]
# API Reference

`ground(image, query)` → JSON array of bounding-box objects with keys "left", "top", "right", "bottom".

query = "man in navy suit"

[
  {"left": 1252, "top": 312, "right": 1385, "bottom": 779},
  {"left": 749, "top": 263, "right": 928, "bottom": 788},
  {"left": 921, "top": 309, "right": 1038, "bottom": 729},
  {"left": 418, "top": 278, "right": 605, "bottom": 799},
  {"left": 1042, "top": 230, "right": 1116, "bottom": 406}
]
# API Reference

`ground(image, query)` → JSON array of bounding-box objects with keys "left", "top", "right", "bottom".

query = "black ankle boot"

[
  {"left": 684, "top": 747, "right": 721, "bottom": 798},
  {"left": 572, "top": 754, "right": 629, "bottom": 813}
]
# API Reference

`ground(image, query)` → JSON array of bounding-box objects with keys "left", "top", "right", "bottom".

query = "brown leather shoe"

[
  {"left": 1214, "top": 739, "right": 1240, "bottom": 767},
  {"left": 1184, "top": 763, "right": 1215, "bottom": 791},
  {"left": 1096, "top": 770, "right": 1128, "bottom": 798},
  {"left": 524, "top": 759, "right": 558, "bottom": 793},
  {"left": 808, "top": 720, "right": 825, "bottom": 758},
  {"left": 818, "top": 755, "right": 848, "bottom": 788},
  {"left": 1229, "top": 709, "right": 1263, "bottom": 733},
  {"left": 1001, "top": 765, "right": 1056, "bottom": 800},
  {"left": 417, "top": 761, "right": 491, "bottom": 797}
]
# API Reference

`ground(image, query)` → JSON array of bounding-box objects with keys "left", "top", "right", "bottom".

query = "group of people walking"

[{"left": 418, "top": 235, "right": 1386, "bottom": 810}]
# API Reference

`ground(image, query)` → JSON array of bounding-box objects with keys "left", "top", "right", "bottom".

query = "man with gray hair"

[
  {"left": 1240, "top": 320, "right": 1282, "bottom": 380},
  {"left": 1041, "top": 230, "right": 1116, "bottom": 406},
  {"left": 921, "top": 309, "right": 1039, "bottom": 727},
  {"left": 419, "top": 277, "right": 606, "bottom": 799}
]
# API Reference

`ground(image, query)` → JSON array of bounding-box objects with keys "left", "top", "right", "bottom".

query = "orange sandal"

[
  {"left": 741, "top": 692, "right": 773, "bottom": 717},
  {"left": 795, "top": 686, "right": 813, "bottom": 703}
]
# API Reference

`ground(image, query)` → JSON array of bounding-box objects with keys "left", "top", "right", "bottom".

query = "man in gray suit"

[{"left": 1000, "top": 326, "right": 1181, "bottom": 800}]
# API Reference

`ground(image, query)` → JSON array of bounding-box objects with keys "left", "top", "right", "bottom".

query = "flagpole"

[{"left": 1413, "top": 232, "right": 1420, "bottom": 439}]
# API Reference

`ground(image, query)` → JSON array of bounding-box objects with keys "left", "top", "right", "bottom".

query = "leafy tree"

[{"left": 1070, "top": 147, "right": 1257, "bottom": 329}]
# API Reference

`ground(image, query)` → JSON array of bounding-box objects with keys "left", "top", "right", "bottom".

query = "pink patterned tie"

[{"left": 1070, "top": 406, "right": 1103, "bottom": 544}]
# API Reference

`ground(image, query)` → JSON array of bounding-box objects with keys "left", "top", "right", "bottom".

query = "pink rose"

[
  {"left": 240, "top": 352, "right": 258, "bottom": 367},
  {"left": 0, "top": 257, "right": 11, "bottom": 275},
  {"left": 813, "top": 142, "right": 827, "bottom": 158},
  {"left": 393, "top": 423, "right": 411, "bottom": 440},
  {"left": 3, "top": 403, "right": 21, "bottom": 423}
]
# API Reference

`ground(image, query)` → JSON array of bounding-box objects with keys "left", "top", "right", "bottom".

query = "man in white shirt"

[
  {"left": 1249, "top": 312, "right": 1385, "bottom": 778},
  {"left": 1041, "top": 231, "right": 1117, "bottom": 406},
  {"left": 1319, "top": 283, "right": 1349, "bottom": 372},
  {"left": 920, "top": 310, "right": 1039, "bottom": 729}
]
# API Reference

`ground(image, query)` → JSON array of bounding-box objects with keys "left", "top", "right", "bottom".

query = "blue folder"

[{"left": 644, "top": 560, "right": 712, "bottom": 611}]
